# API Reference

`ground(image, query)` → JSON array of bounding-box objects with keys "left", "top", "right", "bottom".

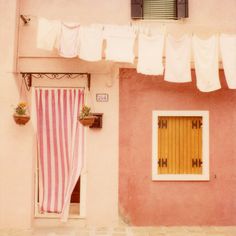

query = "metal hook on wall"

[{"left": 20, "top": 15, "right": 31, "bottom": 24}]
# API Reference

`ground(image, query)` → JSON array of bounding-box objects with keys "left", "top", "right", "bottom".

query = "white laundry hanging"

[
  {"left": 59, "top": 22, "right": 80, "bottom": 58},
  {"left": 78, "top": 25, "right": 104, "bottom": 61},
  {"left": 37, "top": 17, "right": 60, "bottom": 51},
  {"left": 164, "top": 34, "right": 192, "bottom": 83},
  {"left": 220, "top": 34, "right": 236, "bottom": 89},
  {"left": 104, "top": 25, "right": 136, "bottom": 63},
  {"left": 137, "top": 33, "right": 164, "bottom": 76},
  {"left": 193, "top": 35, "right": 221, "bottom": 92}
]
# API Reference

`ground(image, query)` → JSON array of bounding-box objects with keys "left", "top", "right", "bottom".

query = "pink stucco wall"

[{"left": 119, "top": 68, "right": 236, "bottom": 226}]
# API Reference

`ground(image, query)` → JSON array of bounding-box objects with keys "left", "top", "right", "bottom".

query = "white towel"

[
  {"left": 59, "top": 22, "right": 80, "bottom": 58},
  {"left": 37, "top": 18, "right": 60, "bottom": 51},
  {"left": 104, "top": 25, "right": 136, "bottom": 63},
  {"left": 78, "top": 25, "right": 103, "bottom": 61},
  {"left": 137, "top": 34, "right": 164, "bottom": 76},
  {"left": 193, "top": 35, "right": 221, "bottom": 92},
  {"left": 164, "top": 35, "right": 191, "bottom": 83},
  {"left": 220, "top": 34, "right": 236, "bottom": 89}
]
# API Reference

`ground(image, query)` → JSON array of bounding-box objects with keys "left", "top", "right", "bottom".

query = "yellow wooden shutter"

[{"left": 158, "top": 116, "right": 202, "bottom": 175}]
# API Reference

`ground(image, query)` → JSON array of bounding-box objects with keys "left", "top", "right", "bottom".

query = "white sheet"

[
  {"left": 59, "top": 22, "right": 80, "bottom": 58},
  {"left": 164, "top": 35, "right": 191, "bottom": 83},
  {"left": 37, "top": 18, "right": 60, "bottom": 51},
  {"left": 137, "top": 34, "right": 164, "bottom": 76},
  {"left": 220, "top": 34, "right": 236, "bottom": 89},
  {"left": 104, "top": 25, "right": 136, "bottom": 63},
  {"left": 78, "top": 25, "right": 103, "bottom": 61},
  {"left": 193, "top": 35, "right": 221, "bottom": 92}
]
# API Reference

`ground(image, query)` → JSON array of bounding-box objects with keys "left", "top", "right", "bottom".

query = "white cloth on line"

[
  {"left": 104, "top": 25, "right": 136, "bottom": 63},
  {"left": 37, "top": 18, "right": 60, "bottom": 51},
  {"left": 137, "top": 33, "right": 164, "bottom": 76},
  {"left": 164, "top": 34, "right": 192, "bottom": 83},
  {"left": 192, "top": 35, "right": 221, "bottom": 92},
  {"left": 59, "top": 22, "right": 80, "bottom": 58},
  {"left": 220, "top": 34, "right": 236, "bottom": 89},
  {"left": 78, "top": 25, "right": 103, "bottom": 61}
]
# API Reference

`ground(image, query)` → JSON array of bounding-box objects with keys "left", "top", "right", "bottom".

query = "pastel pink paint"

[{"left": 119, "top": 68, "right": 236, "bottom": 226}]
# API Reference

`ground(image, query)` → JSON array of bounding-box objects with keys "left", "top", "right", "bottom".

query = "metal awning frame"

[{"left": 20, "top": 72, "right": 91, "bottom": 91}]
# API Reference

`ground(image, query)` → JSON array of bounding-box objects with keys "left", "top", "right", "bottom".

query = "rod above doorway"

[{"left": 20, "top": 72, "right": 91, "bottom": 91}]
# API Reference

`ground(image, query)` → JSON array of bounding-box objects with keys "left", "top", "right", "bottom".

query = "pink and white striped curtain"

[{"left": 34, "top": 88, "right": 84, "bottom": 220}]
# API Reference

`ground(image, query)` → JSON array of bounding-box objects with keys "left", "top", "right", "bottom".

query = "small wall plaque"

[{"left": 96, "top": 93, "right": 109, "bottom": 102}]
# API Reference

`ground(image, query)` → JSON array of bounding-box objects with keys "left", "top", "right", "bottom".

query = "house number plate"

[{"left": 96, "top": 93, "right": 109, "bottom": 102}]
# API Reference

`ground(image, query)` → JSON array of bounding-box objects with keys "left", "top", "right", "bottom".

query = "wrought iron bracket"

[{"left": 20, "top": 72, "right": 91, "bottom": 91}]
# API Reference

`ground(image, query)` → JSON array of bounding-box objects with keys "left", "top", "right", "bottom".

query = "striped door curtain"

[{"left": 34, "top": 88, "right": 84, "bottom": 220}]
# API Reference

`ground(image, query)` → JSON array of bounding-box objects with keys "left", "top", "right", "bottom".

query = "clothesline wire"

[{"left": 20, "top": 14, "right": 236, "bottom": 28}]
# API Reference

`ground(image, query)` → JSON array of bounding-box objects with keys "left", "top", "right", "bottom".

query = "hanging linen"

[
  {"left": 78, "top": 25, "right": 104, "bottom": 61},
  {"left": 193, "top": 35, "right": 221, "bottom": 92},
  {"left": 164, "top": 34, "right": 191, "bottom": 83},
  {"left": 59, "top": 23, "right": 80, "bottom": 58},
  {"left": 137, "top": 33, "right": 164, "bottom": 76},
  {"left": 37, "top": 17, "right": 61, "bottom": 51},
  {"left": 34, "top": 88, "right": 84, "bottom": 221},
  {"left": 220, "top": 34, "right": 236, "bottom": 89},
  {"left": 104, "top": 25, "right": 136, "bottom": 63}
]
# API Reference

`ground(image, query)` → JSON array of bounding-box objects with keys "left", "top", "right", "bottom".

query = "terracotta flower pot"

[
  {"left": 13, "top": 114, "right": 30, "bottom": 125},
  {"left": 78, "top": 116, "right": 96, "bottom": 126}
]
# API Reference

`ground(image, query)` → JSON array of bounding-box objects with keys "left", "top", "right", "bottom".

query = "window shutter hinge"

[
  {"left": 192, "top": 120, "right": 202, "bottom": 129},
  {"left": 192, "top": 158, "right": 202, "bottom": 167},
  {"left": 158, "top": 158, "right": 168, "bottom": 167},
  {"left": 158, "top": 120, "right": 168, "bottom": 129}
]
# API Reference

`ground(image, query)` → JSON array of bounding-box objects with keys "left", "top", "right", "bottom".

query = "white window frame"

[{"left": 152, "top": 110, "right": 209, "bottom": 181}]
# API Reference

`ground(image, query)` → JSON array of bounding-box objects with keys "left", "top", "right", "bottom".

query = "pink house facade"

[
  {"left": 119, "top": 69, "right": 236, "bottom": 225},
  {"left": 0, "top": 0, "right": 236, "bottom": 230}
]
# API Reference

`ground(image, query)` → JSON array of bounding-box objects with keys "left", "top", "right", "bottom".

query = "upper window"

[
  {"left": 152, "top": 111, "right": 209, "bottom": 181},
  {"left": 131, "top": 0, "right": 189, "bottom": 20}
]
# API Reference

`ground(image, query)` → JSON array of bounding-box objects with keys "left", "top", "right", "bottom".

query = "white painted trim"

[
  {"left": 79, "top": 126, "right": 87, "bottom": 218},
  {"left": 152, "top": 110, "right": 209, "bottom": 181}
]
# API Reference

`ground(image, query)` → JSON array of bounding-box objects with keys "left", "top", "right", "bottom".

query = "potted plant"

[
  {"left": 78, "top": 105, "right": 96, "bottom": 126},
  {"left": 13, "top": 102, "right": 30, "bottom": 125}
]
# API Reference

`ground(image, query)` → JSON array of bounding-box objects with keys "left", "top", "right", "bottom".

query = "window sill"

[
  {"left": 131, "top": 18, "right": 187, "bottom": 23},
  {"left": 152, "top": 174, "right": 210, "bottom": 181}
]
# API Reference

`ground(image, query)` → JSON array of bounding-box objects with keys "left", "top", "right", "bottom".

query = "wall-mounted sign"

[{"left": 96, "top": 93, "right": 109, "bottom": 102}]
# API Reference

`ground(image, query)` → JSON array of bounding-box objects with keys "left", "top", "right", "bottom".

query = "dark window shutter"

[
  {"left": 176, "top": 0, "right": 189, "bottom": 19},
  {"left": 131, "top": 0, "right": 143, "bottom": 19},
  {"left": 144, "top": 0, "right": 176, "bottom": 20}
]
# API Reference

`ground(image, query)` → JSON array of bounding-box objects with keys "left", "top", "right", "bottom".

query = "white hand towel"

[
  {"left": 193, "top": 35, "right": 221, "bottom": 92},
  {"left": 37, "top": 18, "right": 60, "bottom": 51},
  {"left": 104, "top": 25, "right": 136, "bottom": 63},
  {"left": 59, "top": 23, "right": 80, "bottom": 58},
  {"left": 220, "top": 34, "right": 236, "bottom": 89},
  {"left": 164, "top": 35, "right": 191, "bottom": 83},
  {"left": 137, "top": 34, "right": 164, "bottom": 76},
  {"left": 78, "top": 25, "right": 103, "bottom": 61}
]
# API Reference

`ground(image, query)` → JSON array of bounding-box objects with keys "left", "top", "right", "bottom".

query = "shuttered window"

[
  {"left": 144, "top": 0, "right": 176, "bottom": 20},
  {"left": 131, "top": 0, "right": 188, "bottom": 20},
  {"left": 152, "top": 111, "right": 209, "bottom": 181},
  {"left": 158, "top": 116, "right": 202, "bottom": 174}
]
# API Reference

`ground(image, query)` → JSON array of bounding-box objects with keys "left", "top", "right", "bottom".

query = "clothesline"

[{"left": 34, "top": 17, "right": 236, "bottom": 92}]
